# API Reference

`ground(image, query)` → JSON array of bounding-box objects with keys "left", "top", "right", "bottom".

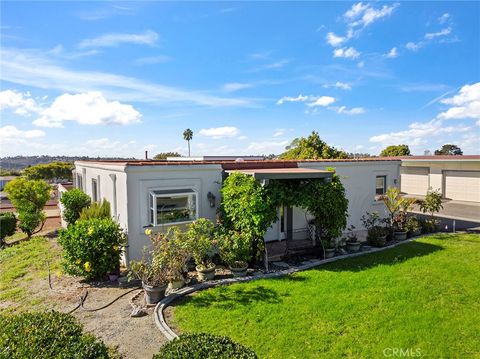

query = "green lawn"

[
  {"left": 0, "top": 237, "right": 62, "bottom": 314},
  {"left": 173, "top": 234, "right": 480, "bottom": 358}
]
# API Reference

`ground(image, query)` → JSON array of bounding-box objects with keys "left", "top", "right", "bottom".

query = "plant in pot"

[
  {"left": 361, "top": 211, "right": 388, "bottom": 247},
  {"left": 129, "top": 256, "right": 168, "bottom": 305},
  {"left": 186, "top": 219, "right": 218, "bottom": 281},
  {"left": 392, "top": 211, "right": 408, "bottom": 240},
  {"left": 344, "top": 225, "right": 361, "bottom": 253},
  {"left": 218, "top": 229, "right": 252, "bottom": 277},
  {"left": 159, "top": 227, "right": 190, "bottom": 290},
  {"left": 320, "top": 239, "right": 336, "bottom": 258},
  {"left": 405, "top": 216, "right": 421, "bottom": 237},
  {"left": 381, "top": 187, "right": 416, "bottom": 240}
]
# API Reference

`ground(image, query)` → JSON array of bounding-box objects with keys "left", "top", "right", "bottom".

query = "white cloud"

[
  {"left": 33, "top": 91, "right": 141, "bottom": 128},
  {"left": 250, "top": 59, "right": 290, "bottom": 72},
  {"left": 333, "top": 106, "right": 365, "bottom": 115},
  {"left": 438, "top": 13, "right": 450, "bottom": 24},
  {"left": 324, "top": 82, "right": 352, "bottom": 90},
  {"left": 246, "top": 140, "right": 289, "bottom": 153},
  {"left": 0, "top": 125, "right": 45, "bottom": 141},
  {"left": 198, "top": 126, "right": 239, "bottom": 139},
  {"left": 385, "top": 47, "right": 398, "bottom": 58},
  {"left": 307, "top": 96, "right": 336, "bottom": 107},
  {"left": 1, "top": 47, "right": 250, "bottom": 107},
  {"left": 0, "top": 90, "right": 41, "bottom": 116},
  {"left": 345, "top": 2, "right": 399, "bottom": 29},
  {"left": 357, "top": 61, "right": 365, "bottom": 68},
  {"left": 438, "top": 83, "right": 480, "bottom": 120},
  {"left": 425, "top": 27, "right": 451, "bottom": 40},
  {"left": 326, "top": 32, "right": 346, "bottom": 47},
  {"left": 78, "top": 30, "right": 159, "bottom": 48},
  {"left": 273, "top": 129, "right": 286, "bottom": 137},
  {"left": 333, "top": 47, "right": 360, "bottom": 59},
  {"left": 405, "top": 41, "right": 422, "bottom": 51},
  {"left": 84, "top": 138, "right": 121, "bottom": 149},
  {"left": 276, "top": 94, "right": 310, "bottom": 105},
  {"left": 133, "top": 55, "right": 171, "bottom": 65},
  {"left": 222, "top": 82, "right": 254, "bottom": 92}
]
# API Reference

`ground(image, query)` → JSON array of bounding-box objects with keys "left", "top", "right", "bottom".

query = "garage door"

[
  {"left": 401, "top": 167, "right": 429, "bottom": 196},
  {"left": 444, "top": 171, "right": 480, "bottom": 202}
]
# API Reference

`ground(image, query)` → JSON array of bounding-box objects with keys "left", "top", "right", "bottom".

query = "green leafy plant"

[
  {"left": 60, "top": 188, "right": 91, "bottom": 225},
  {"left": 158, "top": 227, "right": 190, "bottom": 282},
  {"left": 361, "top": 211, "right": 389, "bottom": 247},
  {"left": 382, "top": 187, "right": 416, "bottom": 232},
  {"left": 405, "top": 216, "right": 421, "bottom": 233},
  {"left": 79, "top": 200, "right": 111, "bottom": 221},
  {"left": 279, "top": 131, "right": 348, "bottom": 159},
  {"left": 344, "top": 225, "right": 358, "bottom": 243},
  {"left": 185, "top": 218, "right": 218, "bottom": 270},
  {"left": 419, "top": 218, "right": 439, "bottom": 234},
  {"left": 379, "top": 144, "right": 411, "bottom": 157},
  {"left": 153, "top": 333, "right": 257, "bottom": 359},
  {"left": 420, "top": 188, "right": 443, "bottom": 221},
  {"left": 4, "top": 178, "right": 51, "bottom": 238},
  {"left": 0, "top": 212, "right": 16, "bottom": 245},
  {"left": 218, "top": 229, "right": 252, "bottom": 268},
  {"left": 0, "top": 311, "right": 112, "bottom": 358},
  {"left": 58, "top": 218, "right": 126, "bottom": 280},
  {"left": 23, "top": 161, "right": 73, "bottom": 181}
]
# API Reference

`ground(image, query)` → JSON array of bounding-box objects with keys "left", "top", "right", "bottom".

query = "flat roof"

[
  {"left": 398, "top": 155, "right": 480, "bottom": 161},
  {"left": 226, "top": 167, "right": 333, "bottom": 180}
]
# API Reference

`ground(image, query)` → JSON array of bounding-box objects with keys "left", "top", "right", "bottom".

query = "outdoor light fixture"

[{"left": 207, "top": 192, "right": 216, "bottom": 207}]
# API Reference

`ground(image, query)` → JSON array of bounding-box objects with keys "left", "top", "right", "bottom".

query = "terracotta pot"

[
  {"left": 346, "top": 242, "right": 361, "bottom": 253},
  {"left": 324, "top": 248, "right": 336, "bottom": 258},
  {"left": 196, "top": 265, "right": 216, "bottom": 281},
  {"left": 395, "top": 231, "right": 408, "bottom": 241},
  {"left": 229, "top": 263, "right": 248, "bottom": 277},
  {"left": 142, "top": 282, "right": 167, "bottom": 305}
]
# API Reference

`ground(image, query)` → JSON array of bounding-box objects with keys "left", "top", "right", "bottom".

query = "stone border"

[{"left": 154, "top": 237, "right": 421, "bottom": 340}]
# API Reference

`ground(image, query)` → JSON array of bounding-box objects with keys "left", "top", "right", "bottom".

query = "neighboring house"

[
  {"left": 73, "top": 157, "right": 400, "bottom": 262},
  {"left": 400, "top": 155, "right": 480, "bottom": 203}
]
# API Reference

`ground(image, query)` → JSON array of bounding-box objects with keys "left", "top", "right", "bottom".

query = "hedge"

[
  {"left": 0, "top": 311, "right": 112, "bottom": 358},
  {"left": 154, "top": 333, "right": 257, "bottom": 359}
]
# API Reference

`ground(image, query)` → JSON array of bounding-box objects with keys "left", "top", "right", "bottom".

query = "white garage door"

[
  {"left": 401, "top": 167, "right": 429, "bottom": 196},
  {"left": 444, "top": 171, "right": 480, "bottom": 202}
]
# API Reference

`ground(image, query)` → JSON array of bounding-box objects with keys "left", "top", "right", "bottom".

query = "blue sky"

[{"left": 1, "top": 1, "right": 479, "bottom": 157}]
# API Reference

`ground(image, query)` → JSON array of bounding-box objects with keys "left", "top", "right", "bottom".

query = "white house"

[{"left": 72, "top": 157, "right": 401, "bottom": 263}]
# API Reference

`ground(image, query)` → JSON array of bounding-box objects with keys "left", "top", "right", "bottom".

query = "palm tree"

[{"left": 183, "top": 128, "right": 193, "bottom": 156}]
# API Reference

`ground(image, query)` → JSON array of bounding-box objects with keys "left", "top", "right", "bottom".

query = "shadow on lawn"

[
  {"left": 180, "top": 285, "right": 283, "bottom": 309},
  {"left": 319, "top": 241, "right": 444, "bottom": 273}
]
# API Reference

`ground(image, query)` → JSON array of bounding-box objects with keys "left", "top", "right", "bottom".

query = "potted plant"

[
  {"left": 129, "top": 257, "right": 168, "bottom": 305},
  {"left": 159, "top": 227, "right": 190, "bottom": 290},
  {"left": 320, "top": 239, "right": 336, "bottom": 258},
  {"left": 381, "top": 187, "right": 416, "bottom": 240},
  {"left": 393, "top": 211, "right": 408, "bottom": 240},
  {"left": 218, "top": 229, "right": 252, "bottom": 277},
  {"left": 361, "top": 212, "right": 388, "bottom": 247},
  {"left": 186, "top": 219, "right": 218, "bottom": 281},
  {"left": 405, "top": 216, "right": 421, "bottom": 237},
  {"left": 344, "top": 225, "right": 361, "bottom": 253}
]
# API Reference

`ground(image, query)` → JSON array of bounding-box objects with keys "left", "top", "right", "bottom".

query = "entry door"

[{"left": 278, "top": 206, "right": 287, "bottom": 240}]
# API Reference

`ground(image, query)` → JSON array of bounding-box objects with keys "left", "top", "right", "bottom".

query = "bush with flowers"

[{"left": 58, "top": 218, "right": 126, "bottom": 280}]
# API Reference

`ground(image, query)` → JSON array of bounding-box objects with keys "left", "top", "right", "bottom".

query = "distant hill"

[{"left": 0, "top": 155, "right": 137, "bottom": 170}]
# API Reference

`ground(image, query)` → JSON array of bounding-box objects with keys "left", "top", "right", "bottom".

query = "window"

[
  {"left": 376, "top": 176, "right": 387, "bottom": 196},
  {"left": 92, "top": 179, "right": 98, "bottom": 202},
  {"left": 149, "top": 189, "right": 197, "bottom": 226},
  {"left": 76, "top": 174, "right": 83, "bottom": 190}
]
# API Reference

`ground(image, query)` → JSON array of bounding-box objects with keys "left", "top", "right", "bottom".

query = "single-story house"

[
  {"left": 400, "top": 155, "right": 480, "bottom": 203},
  {"left": 71, "top": 157, "right": 401, "bottom": 262}
]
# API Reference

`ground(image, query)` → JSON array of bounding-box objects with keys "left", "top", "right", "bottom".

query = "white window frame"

[
  {"left": 375, "top": 175, "right": 387, "bottom": 196},
  {"left": 148, "top": 188, "right": 198, "bottom": 227},
  {"left": 92, "top": 178, "right": 98, "bottom": 202}
]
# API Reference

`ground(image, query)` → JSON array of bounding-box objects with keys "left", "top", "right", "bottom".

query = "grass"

[
  {"left": 0, "top": 237, "right": 62, "bottom": 314},
  {"left": 173, "top": 234, "right": 480, "bottom": 358}
]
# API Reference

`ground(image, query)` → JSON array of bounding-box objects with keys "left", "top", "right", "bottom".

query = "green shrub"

[
  {"left": 60, "top": 188, "right": 91, "bottom": 225},
  {"left": 0, "top": 311, "right": 112, "bottom": 358},
  {"left": 0, "top": 212, "right": 16, "bottom": 244},
  {"left": 79, "top": 200, "right": 111, "bottom": 221},
  {"left": 154, "top": 333, "right": 257, "bottom": 359},
  {"left": 218, "top": 229, "right": 252, "bottom": 267},
  {"left": 186, "top": 218, "right": 218, "bottom": 270},
  {"left": 58, "top": 218, "right": 125, "bottom": 280}
]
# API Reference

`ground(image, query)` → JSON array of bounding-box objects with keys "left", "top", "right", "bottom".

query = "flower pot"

[
  {"left": 142, "top": 282, "right": 167, "bottom": 305},
  {"left": 168, "top": 278, "right": 185, "bottom": 290},
  {"left": 324, "top": 248, "right": 336, "bottom": 258},
  {"left": 229, "top": 263, "right": 248, "bottom": 277},
  {"left": 346, "top": 242, "right": 361, "bottom": 253},
  {"left": 196, "top": 265, "right": 216, "bottom": 282},
  {"left": 394, "top": 231, "right": 408, "bottom": 241}
]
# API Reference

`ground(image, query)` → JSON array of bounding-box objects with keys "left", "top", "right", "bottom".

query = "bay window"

[{"left": 149, "top": 189, "right": 197, "bottom": 226}]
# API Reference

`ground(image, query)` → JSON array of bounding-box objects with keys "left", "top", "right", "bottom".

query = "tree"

[
  {"left": 420, "top": 188, "right": 443, "bottom": 220},
  {"left": 183, "top": 129, "right": 193, "bottom": 157},
  {"left": 380, "top": 144, "right": 411, "bottom": 157},
  {"left": 0, "top": 212, "right": 16, "bottom": 246},
  {"left": 279, "top": 131, "right": 348, "bottom": 159},
  {"left": 434, "top": 144, "right": 463, "bottom": 156},
  {"left": 23, "top": 162, "right": 73, "bottom": 181},
  {"left": 60, "top": 188, "right": 91, "bottom": 225},
  {"left": 4, "top": 178, "right": 51, "bottom": 238},
  {"left": 153, "top": 152, "right": 182, "bottom": 160}
]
